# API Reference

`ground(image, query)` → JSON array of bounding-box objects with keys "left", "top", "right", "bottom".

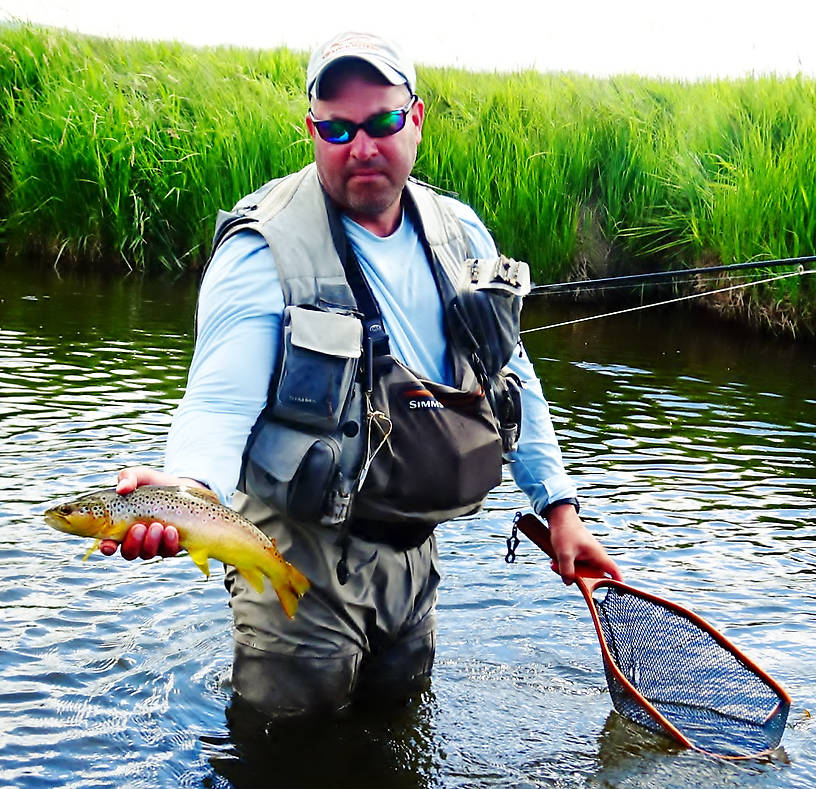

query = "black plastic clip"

[
  {"left": 505, "top": 511, "right": 522, "bottom": 563},
  {"left": 336, "top": 553, "right": 349, "bottom": 585},
  {"left": 335, "top": 524, "right": 351, "bottom": 585}
]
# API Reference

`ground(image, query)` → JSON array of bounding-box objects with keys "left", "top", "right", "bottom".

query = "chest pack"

[{"left": 206, "top": 164, "right": 530, "bottom": 544}]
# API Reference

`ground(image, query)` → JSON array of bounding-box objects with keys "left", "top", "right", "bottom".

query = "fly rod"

[{"left": 530, "top": 255, "right": 816, "bottom": 295}]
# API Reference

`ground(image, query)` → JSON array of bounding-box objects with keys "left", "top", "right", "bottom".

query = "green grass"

[{"left": 1, "top": 24, "right": 814, "bottom": 335}]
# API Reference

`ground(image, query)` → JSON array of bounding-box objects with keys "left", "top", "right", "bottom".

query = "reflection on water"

[
  {"left": 206, "top": 693, "right": 441, "bottom": 789},
  {"left": 1, "top": 261, "right": 814, "bottom": 788}
]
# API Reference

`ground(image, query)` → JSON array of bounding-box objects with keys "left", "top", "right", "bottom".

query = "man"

[{"left": 105, "top": 31, "right": 621, "bottom": 717}]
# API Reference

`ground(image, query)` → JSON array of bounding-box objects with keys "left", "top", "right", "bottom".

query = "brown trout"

[{"left": 44, "top": 485, "right": 310, "bottom": 618}]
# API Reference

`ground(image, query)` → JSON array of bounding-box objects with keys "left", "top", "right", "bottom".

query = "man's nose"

[{"left": 349, "top": 129, "right": 378, "bottom": 159}]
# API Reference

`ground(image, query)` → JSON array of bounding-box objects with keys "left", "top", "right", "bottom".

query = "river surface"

[{"left": 1, "top": 261, "right": 814, "bottom": 788}]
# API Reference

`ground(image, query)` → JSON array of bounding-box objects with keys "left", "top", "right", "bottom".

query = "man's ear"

[
  {"left": 411, "top": 97, "right": 425, "bottom": 144},
  {"left": 305, "top": 112, "right": 317, "bottom": 139}
]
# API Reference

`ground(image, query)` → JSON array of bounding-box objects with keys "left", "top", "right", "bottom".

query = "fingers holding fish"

[
  {"left": 133, "top": 521, "right": 179, "bottom": 560},
  {"left": 99, "top": 522, "right": 180, "bottom": 560},
  {"left": 115, "top": 465, "right": 203, "bottom": 496},
  {"left": 153, "top": 523, "right": 181, "bottom": 558},
  {"left": 116, "top": 466, "right": 162, "bottom": 495},
  {"left": 99, "top": 538, "right": 118, "bottom": 556},
  {"left": 110, "top": 467, "right": 205, "bottom": 560}
]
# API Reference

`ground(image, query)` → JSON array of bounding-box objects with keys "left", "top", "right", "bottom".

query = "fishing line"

[
  {"left": 521, "top": 267, "right": 815, "bottom": 334},
  {"left": 567, "top": 272, "right": 770, "bottom": 298}
]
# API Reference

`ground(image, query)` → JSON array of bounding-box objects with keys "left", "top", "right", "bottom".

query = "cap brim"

[{"left": 309, "top": 54, "right": 410, "bottom": 99}]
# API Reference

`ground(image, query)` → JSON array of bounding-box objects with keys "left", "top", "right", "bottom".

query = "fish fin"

[
  {"left": 82, "top": 539, "right": 102, "bottom": 562},
  {"left": 178, "top": 485, "right": 220, "bottom": 504},
  {"left": 237, "top": 566, "right": 265, "bottom": 594},
  {"left": 187, "top": 547, "right": 211, "bottom": 578}
]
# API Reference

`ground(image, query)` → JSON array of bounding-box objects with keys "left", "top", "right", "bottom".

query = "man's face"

[{"left": 306, "top": 76, "right": 424, "bottom": 235}]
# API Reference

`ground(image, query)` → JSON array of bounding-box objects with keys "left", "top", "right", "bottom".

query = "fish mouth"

[{"left": 44, "top": 509, "right": 72, "bottom": 532}]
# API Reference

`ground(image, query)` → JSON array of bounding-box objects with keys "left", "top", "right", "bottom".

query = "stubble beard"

[{"left": 341, "top": 176, "right": 402, "bottom": 220}]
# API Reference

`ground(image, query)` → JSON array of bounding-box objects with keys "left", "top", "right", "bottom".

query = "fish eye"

[{"left": 58, "top": 504, "right": 73, "bottom": 515}]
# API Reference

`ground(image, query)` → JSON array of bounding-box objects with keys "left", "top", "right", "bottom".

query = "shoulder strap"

[
  {"left": 404, "top": 178, "right": 474, "bottom": 292},
  {"left": 205, "top": 164, "right": 357, "bottom": 312},
  {"left": 321, "top": 194, "right": 391, "bottom": 390}
]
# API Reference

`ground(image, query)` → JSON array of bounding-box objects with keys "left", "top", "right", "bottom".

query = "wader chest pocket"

[{"left": 271, "top": 306, "right": 363, "bottom": 432}]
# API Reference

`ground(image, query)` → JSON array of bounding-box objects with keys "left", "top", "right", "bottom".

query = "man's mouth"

[{"left": 348, "top": 169, "right": 386, "bottom": 181}]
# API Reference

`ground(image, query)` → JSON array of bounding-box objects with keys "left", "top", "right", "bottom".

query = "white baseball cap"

[{"left": 306, "top": 31, "right": 416, "bottom": 99}]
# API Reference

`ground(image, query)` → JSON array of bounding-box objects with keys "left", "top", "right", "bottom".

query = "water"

[{"left": 1, "top": 261, "right": 814, "bottom": 788}]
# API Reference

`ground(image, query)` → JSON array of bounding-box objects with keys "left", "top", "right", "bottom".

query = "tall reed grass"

[{"left": 1, "top": 24, "right": 814, "bottom": 334}]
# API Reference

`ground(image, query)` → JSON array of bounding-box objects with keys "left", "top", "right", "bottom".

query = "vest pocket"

[
  {"left": 241, "top": 420, "right": 340, "bottom": 523},
  {"left": 271, "top": 306, "right": 363, "bottom": 432}
]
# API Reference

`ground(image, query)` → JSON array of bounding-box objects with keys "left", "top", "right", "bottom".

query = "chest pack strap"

[
  {"left": 321, "top": 194, "right": 392, "bottom": 393},
  {"left": 346, "top": 248, "right": 389, "bottom": 394}
]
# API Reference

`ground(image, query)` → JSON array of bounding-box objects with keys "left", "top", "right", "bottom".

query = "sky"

[{"left": 2, "top": 0, "right": 816, "bottom": 81}]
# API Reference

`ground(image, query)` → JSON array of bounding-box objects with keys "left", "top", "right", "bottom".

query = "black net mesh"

[{"left": 592, "top": 586, "right": 789, "bottom": 757}]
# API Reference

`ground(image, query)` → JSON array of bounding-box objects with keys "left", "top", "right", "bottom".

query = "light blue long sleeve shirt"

[{"left": 165, "top": 196, "right": 577, "bottom": 512}]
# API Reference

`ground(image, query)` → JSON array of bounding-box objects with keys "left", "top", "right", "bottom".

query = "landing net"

[{"left": 592, "top": 586, "right": 789, "bottom": 758}]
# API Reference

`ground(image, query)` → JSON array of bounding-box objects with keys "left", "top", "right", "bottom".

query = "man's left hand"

[{"left": 545, "top": 504, "right": 622, "bottom": 584}]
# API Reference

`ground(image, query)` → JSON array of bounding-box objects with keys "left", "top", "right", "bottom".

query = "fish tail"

[
  {"left": 275, "top": 585, "right": 301, "bottom": 620},
  {"left": 287, "top": 562, "right": 310, "bottom": 597},
  {"left": 263, "top": 559, "right": 311, "bottom": 619}
]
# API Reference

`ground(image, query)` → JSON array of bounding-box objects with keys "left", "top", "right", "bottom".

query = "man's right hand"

[{"left": 99, "top": 466, "right": 206, "bottom": 560}]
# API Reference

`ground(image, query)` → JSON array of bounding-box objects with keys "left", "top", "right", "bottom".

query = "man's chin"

[{"left": 344, "top": 187, "right": 399, "bottom": 218}]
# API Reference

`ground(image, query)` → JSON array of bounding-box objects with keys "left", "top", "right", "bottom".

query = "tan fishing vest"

[{"left": 209, "top": 164, "right": 527, "bottom": 543}]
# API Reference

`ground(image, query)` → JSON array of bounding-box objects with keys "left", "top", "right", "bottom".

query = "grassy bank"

[{"left": 1, "top": 24, "right": 814, "bottom": 336}]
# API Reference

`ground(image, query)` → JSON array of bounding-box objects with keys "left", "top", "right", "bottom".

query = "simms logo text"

[{"left": 402, "top": 388, "right": 444, "bottom": 410}]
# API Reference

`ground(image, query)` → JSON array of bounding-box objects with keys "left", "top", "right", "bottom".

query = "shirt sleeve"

[
  {"left": 504, "top": 349, "right": 578, "bottom": 512},
  {"left": 164, "top": 231, "right": 283, "bottom": 505},
  {"left": 444, "top": 197, "right": 578, "bottom": 513}
]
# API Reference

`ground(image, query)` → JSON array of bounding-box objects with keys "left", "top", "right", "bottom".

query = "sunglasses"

[{"left": 309, "top": 95, "right": 418, "bottom": 145}]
